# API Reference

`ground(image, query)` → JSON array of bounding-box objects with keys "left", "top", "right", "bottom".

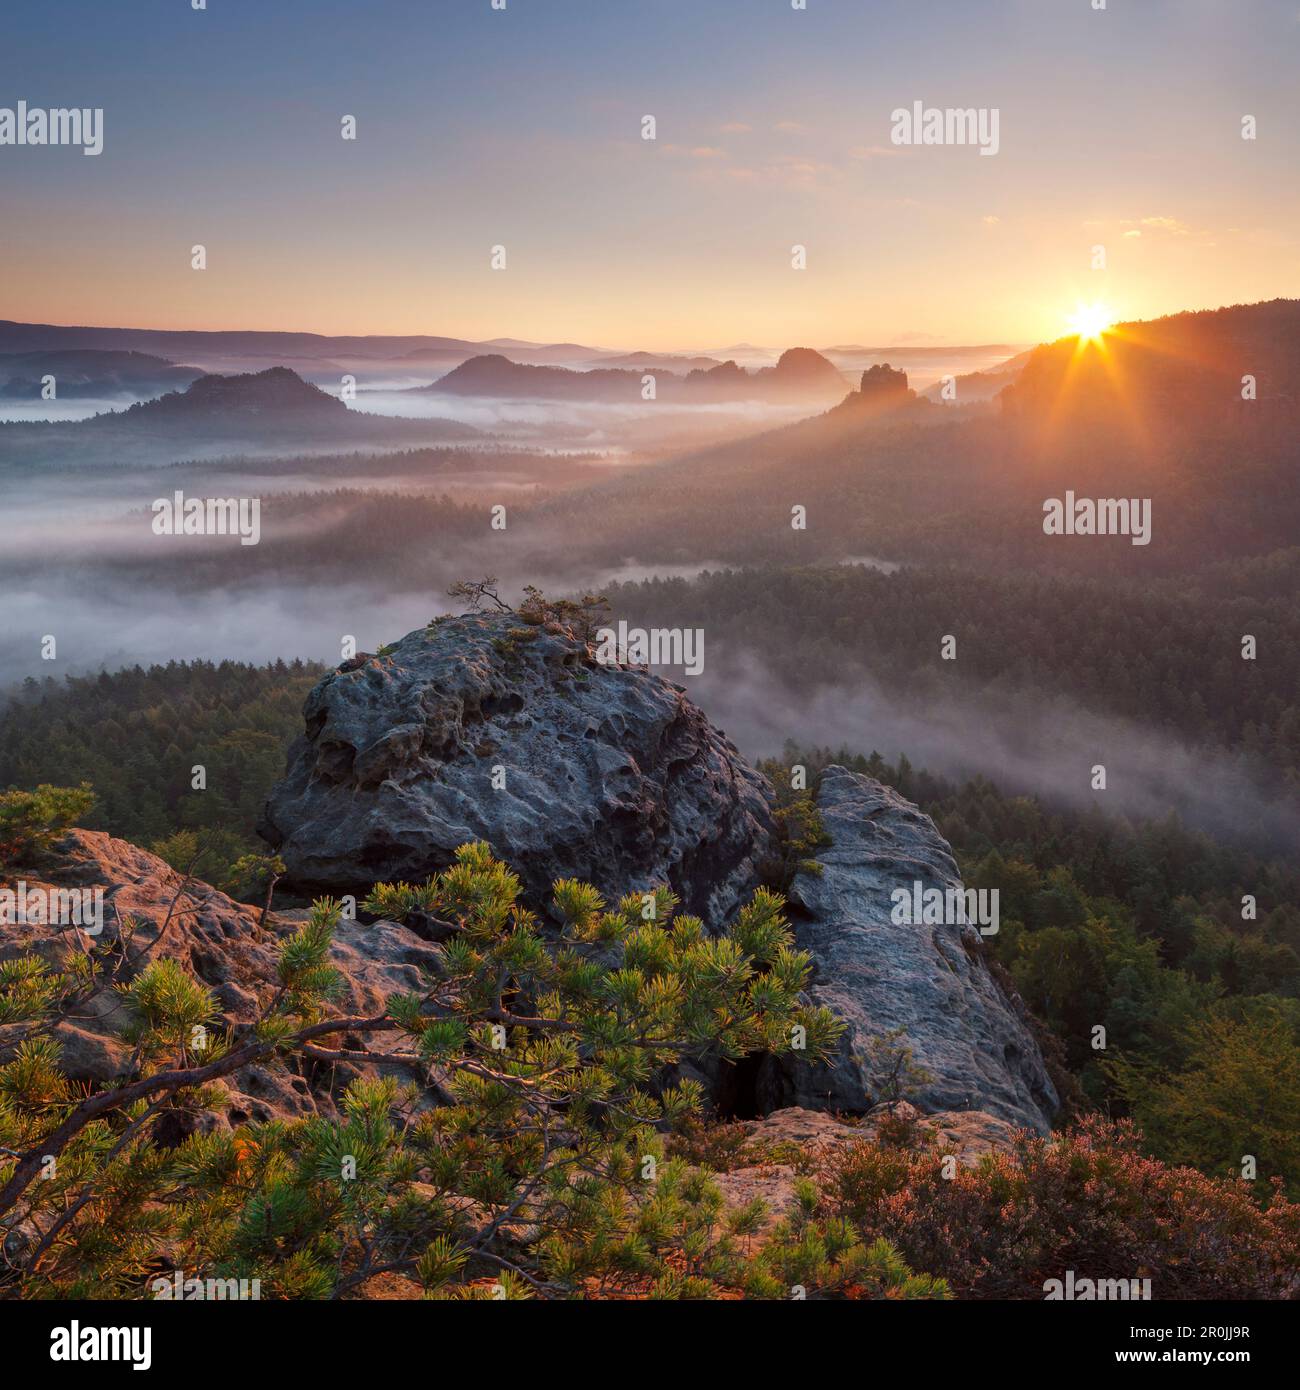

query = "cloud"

[
  {"left": 1138, "top": 216, "right": 1190, "bottom": 235},
  {"left": 981, "top": 214, "right": 1000, "bottom": 226},
  {"left": 1109, "top": 215, "right": 1193, "bottom": 238},
  {"left": 1099, "top": 214, "right": 1214, "bottom": 245},
  {"left": 772, "top": 120, "right": 807, "bottom": 133},
  {"left": 720, "top": 121, "right": 752, "bottom": 133},
  {"left": 661, "top": 144, "right": 727, "bottom": 159},
  {"left": 719, "top": 153, "right": 841, "bottom": 190},
  {"left": 848, "top": 144, "right": 903, "bottom": 160}
]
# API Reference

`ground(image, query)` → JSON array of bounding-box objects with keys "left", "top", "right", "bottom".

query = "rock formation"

[
  {"left": 5, "top": 618, "right": 1059, "bottom": 1143},
  {"left": 824, "top": 363, "right": 921, "bottom": 421},
  {"left": 0, "top": 829, "right": 444, "bottom": 1130},
  {"left": 856, "top": 363, "right": 914, "bottom": 403},
  {"left": 259, "top": 613, "right": 779, "bottom": 931},
  {"left": 258, "top": 613, "right": 1057, "bottom": 1134},
  {"left": 772, "top": 767, "right": 1057, "bottom": 1133}
]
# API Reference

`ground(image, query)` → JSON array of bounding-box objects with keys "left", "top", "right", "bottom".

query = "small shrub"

[
  {"left": 823, "top": 1115, "right": 1300, "bottom": 1300},
  {"left": 0, "top": 783, "right": 95, "bottom": 863}
]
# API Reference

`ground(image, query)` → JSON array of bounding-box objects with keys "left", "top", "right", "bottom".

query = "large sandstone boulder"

[
  {"left": 771, "top": 767, "right": 1057, "bottom": 1133},
  {"left": 258, "top": 618, "right": 1057, "bottom": 1133},
  {"left": 258, "top": 613, "right": 779, "bottom": 930}
]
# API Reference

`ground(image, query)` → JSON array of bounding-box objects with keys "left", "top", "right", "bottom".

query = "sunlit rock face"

[
  {"left": 258, "top": 612, "right": 780, "bottom": 931},
  {"left": 0, "top": 828, "right": 441, "bottom": 1125}
]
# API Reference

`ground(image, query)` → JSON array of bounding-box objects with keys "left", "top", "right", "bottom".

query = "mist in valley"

[
  {"left": 678, "top": 649, "right": 1300, "bottom": 853},
  {"left": 3, "top": 335, "right": 1297, "bottom": 870}
]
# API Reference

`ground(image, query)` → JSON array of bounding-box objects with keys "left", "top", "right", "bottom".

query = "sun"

[{"left": 1068, "top": 302, "right": 1113, "bottom": 344}]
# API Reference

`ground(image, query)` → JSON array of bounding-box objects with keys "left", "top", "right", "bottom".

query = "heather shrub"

[{"left": 823, "top": 1115, "right": 1300, "bottom": 1299}]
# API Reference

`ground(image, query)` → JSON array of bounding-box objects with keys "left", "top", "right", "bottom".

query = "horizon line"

[{"left": 5, "top": 293, "right": 1296, "bottom": 357}]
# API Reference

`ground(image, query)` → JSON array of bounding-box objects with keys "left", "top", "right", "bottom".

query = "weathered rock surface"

[
  {"left": 728, "top": 1102, "right": 1020, "bottom": 1162},
  {"left": 771, "top": 767, "right": 1057, "bottom": 1133},
  {"left": 259, "top": 613, "right": 779, "bottom": 930},
  {"left": 0, "top": 830, "right": 440, "bottom": 1125}
]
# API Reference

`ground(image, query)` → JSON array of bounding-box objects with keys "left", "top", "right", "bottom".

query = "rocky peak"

[
  {"left": 258, "top": 612, "right": 779, "bottom": 930},
  {"left": 857, "top": 363, "right": 913, "bottom": 401},
  {"left": 824, "top": 363, "right": 918, "bottom": 420}
]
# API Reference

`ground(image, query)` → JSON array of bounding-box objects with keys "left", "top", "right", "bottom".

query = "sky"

[{"left": 2, "top": 0, "right": 1298, "bottom": 350}]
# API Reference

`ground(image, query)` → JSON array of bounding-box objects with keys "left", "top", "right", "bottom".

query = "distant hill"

[
  {"left": 748, "top": 347, "right": 850, "bottom": 399},
  {"left": 528, "top": 299, "right": 1300, "bottom": 577},
  {"left": 422, "top": 347, "right": 849, "bottom": 404},
  {"left": 596, "top": 352, "right": 723, "bottom": 372},
  {"left": 920, "top": 349, "right": 1034, "bottom": 404},
  {"left": 1001, "top": 299, "right": 1300, "bottom": 424},
  {"left": 0, "top": 366, "right": 478, "bottom": 465},
  {"left": 823, "top": 342, "right": 1021, "bottom": 360},
  {"left": 0, "top": 320, "right": 489, "bottom": 361},
  {"left": 111, "top": 365, "right": 347, "bottom": 422},
  {"left": 0, "top": 319, "right": 611, "bottom": 376},
  {"left": 0, "top": 348, "right": 202, "bottom": 400},
  {"left": 420, "top": 354, "right": 648, "bottom": 402}
]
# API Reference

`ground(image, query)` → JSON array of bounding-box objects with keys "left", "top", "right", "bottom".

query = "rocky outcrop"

[
  {"left": 828, "top": 363, "right": 919, "bottom": 419},
  {"left": 0, "top": 830, "right": 443, "bottom": 1127},
  {"left": 259, "top": 614, "right": 779, "bottom": 931},
  {"left": 259, "top": 617, "right": 1057, "bottom": 1133},
  {"left": 9, "top": 661, "right": 1060, "bottom": 1146},
  {"left": 730, "top": 1103, "right": 1021, "bottom": 1163},
  {"left": 856, "top": 363, "right": 913, "bottom": 403},
  {"left": 770, "top": 767, "right": 1057, "bottom": 1133}
]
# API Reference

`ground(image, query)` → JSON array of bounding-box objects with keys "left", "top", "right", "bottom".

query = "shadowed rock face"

[
  {"left": 772, "top": 766, "right": 1058, "bottom": 1133},
  {"left": 259, "top": 613, "right": 779, "bottom": 931}
]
